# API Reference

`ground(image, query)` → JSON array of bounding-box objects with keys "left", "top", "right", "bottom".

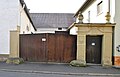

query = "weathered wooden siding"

[{"left": 20, "top": 32, "right": 77, "bottom": 63}]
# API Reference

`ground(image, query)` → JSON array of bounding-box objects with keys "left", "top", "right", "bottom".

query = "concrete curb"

[{"left": 1, "top": 69, "right": 120, "bottom": 76}]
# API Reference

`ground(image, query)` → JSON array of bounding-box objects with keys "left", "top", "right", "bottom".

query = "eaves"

[{"left": 74, "top": 0, "right": 96, "bottom": 17}]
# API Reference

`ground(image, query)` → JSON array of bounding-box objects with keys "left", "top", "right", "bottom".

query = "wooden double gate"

[{"left": 20, "top": 32, "right": 77, "bottom": 63}]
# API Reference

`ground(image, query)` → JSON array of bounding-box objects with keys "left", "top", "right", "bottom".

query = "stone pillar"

[
  {"left": 9, "top": 26, "right": 20, "bottom": 58},
  {"left": 76, "top": 27, "right": 86, "bottom": 66},
  {"left": 6, "top": 26, "right": 24, "bottom": 64},
  {"left": 102, "top": 33, "right": 112, "bottom": 66}
]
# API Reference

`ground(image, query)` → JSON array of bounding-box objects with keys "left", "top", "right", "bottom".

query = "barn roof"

[{"left": 30, "top": 13, "right": 75, "bottom": 28}]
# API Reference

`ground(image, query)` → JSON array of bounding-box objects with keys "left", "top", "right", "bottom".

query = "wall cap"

[{"left": 74, "top": 23, "right": 116, "bottom": 27}]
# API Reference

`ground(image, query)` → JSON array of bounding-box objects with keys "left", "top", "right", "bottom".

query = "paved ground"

[
  {"left": 0, "top": 70, "right": 115, "bottom": 77},
  {"left": 0, "top": 62, "right": 120, "bottom": 76}
]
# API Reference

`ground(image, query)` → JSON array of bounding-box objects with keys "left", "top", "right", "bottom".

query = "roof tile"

[{"left": 30, "top": 13, "right": 75, "bottom": 28}]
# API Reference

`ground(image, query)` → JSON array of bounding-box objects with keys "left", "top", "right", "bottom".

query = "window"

[
  {"left": 26, "top": 25, "right": 29, "bottom": 31},
  {"left": 97, "top": 1, "right": 103, "bottom": 15},
  {"left": 88, "top": 11, "right": 90, "bottom": 23},
  {"left": 58, "top": 28, "right": 62, "bottom": 30}
]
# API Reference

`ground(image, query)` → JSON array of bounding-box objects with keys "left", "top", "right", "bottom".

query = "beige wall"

[
  {"left": 9, "top": 26, "right": 20, "bottom": 58},
  {"left": 75, "top": 23, "right": 114, "bottom": 66}
]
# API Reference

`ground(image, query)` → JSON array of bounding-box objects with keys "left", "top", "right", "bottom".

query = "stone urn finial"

[
  {"left": 78, "top": 12, "right": 84, "bottom": 23},
  {"left": 105, "top": 12, "right": 111, "bottom": 23},
  {"left": 17, "top": 26, "right": 20, "bottom": 32}
]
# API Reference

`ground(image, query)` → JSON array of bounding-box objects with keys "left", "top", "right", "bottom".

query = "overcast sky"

[{"left": 24, "top": 0, "right": 85, "bottom": 13}]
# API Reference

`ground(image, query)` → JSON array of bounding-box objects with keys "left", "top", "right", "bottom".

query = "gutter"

[{"left": 67, "top": 22, "right": 76, "bottom": 31}]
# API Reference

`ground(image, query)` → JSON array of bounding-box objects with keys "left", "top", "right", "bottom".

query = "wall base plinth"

[
  {"left": 6, "top": 57, "right": 24, "bottom": 64},
  {"left": 114, "top": 56, "right": 120, "bottom": 68},
  {"left": 102, "top": 60, "right": 112, "bottom": 67}
]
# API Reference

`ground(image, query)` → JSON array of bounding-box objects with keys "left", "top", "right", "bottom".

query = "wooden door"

[
  {"left": 86, "top": 36, "right": 102, "bottom": 64},
  {"left": 19, "top": 34, "right": 47, "bottom": 62},
  {"left": 47, "top": 33, "right": 77, "bottom": 63},
  {"left": 20, "top": 32, "right": 77, "bottom": 63}
]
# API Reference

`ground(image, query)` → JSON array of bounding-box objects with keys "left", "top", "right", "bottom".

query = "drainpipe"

[
  {"left": 20, "top": 4, "right": 25, "bottom": 33},
  {"left": 108, "top": 0, "right": 110, "bottom": 13},
  {"left": 105, "top": 0, "right": 111, "bottom": 23},
  {"left": 108, "top": 0, "right": 114, "bottom": 65},
  {"left": 20, "top": 4, "right": 25, "bottom": 25}
]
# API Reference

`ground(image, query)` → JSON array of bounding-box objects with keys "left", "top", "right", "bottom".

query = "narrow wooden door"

[{"left": 86, "top": 36, "right": 102, "bottom": 64}]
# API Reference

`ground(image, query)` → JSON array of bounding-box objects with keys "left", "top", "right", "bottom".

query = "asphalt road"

[{"left": 0, "top": 70, "right": 118, "bottom": 77}]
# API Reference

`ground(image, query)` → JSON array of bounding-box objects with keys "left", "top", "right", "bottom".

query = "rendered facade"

[{"left": 0, "top": 0, "right": 35, "bottom": 57}]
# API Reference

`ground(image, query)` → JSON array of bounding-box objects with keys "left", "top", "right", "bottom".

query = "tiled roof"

[{"left": 30, "top": 13, "right": 75, "bottom": 28}]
